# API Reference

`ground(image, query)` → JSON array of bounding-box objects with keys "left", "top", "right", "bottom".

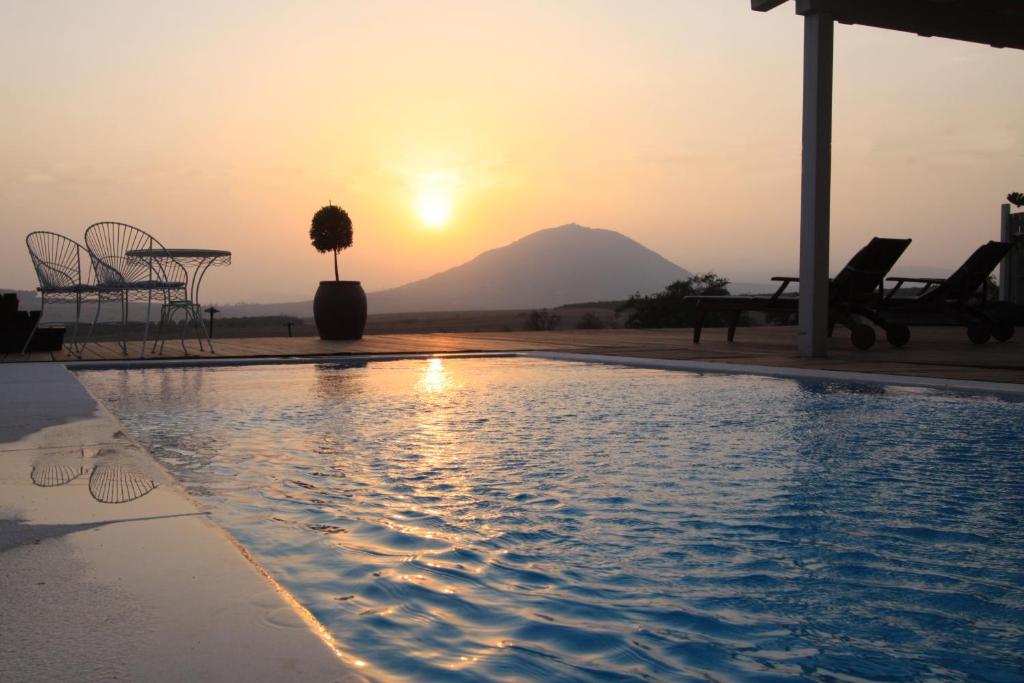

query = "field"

[{"left": 71, "top": 304, "right": 624, "bottom": 341}]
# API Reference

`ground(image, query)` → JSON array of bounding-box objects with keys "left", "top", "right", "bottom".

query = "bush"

[
  {"left": 575, "top": 312, "right": 605, "bottom": 329},
  {"left": 617, "top": 273, "right": 732, "bottom": 328},
  {"left": 524, "top": 309, "right": 561, "bottom": 331}
]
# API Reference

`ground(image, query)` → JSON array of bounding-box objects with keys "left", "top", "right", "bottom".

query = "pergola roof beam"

[
  {"left": 756, "top": 0, "right": 1024, "bottom": 50},
  {"left": 752, "top": 0, "right": 788, "bottom": 10}
]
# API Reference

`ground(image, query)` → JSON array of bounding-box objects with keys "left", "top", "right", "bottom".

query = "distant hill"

[{"left": 367, "top": 223, "right": 692, "bottom": 313}]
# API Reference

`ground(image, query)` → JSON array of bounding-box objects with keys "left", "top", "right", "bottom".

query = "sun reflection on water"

[{"left": 416, "top": 357, "right": 453, "bottom": 394}]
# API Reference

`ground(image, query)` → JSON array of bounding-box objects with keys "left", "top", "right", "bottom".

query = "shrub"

[
  {"left": 524, "top": 309, "right": 561, "bottom": 331},
  {"left": 575, "top": 312, "right": 605, "bottom": 329},
  {"left": 617, "top": 273, "right": 732, "bottom": 328},
  {"left": 309, "top": 204, "right": 353, "bottom": 280}
]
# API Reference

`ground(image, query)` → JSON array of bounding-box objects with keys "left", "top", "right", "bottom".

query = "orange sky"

[{"left": 2, "top": 1, "right": 1021, "bottom": 303}]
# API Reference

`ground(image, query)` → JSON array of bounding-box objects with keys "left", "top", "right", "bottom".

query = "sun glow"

[
  {"left": 415, "top": 189, "right": 453, "bottom": 228},
  {"left": 409, "top": 168, "right": 460, "bottom": 229}
]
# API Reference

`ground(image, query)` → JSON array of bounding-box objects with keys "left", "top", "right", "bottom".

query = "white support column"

[
  {"left": 798, "top": 10, "right": 834, "bottom": 357},
  {"left": 999, "top": 203, "right": 1011, "bottom": 300}
]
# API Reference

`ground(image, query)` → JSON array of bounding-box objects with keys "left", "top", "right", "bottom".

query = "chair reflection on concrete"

[{"left": 30, "top": 448, "right": 158, "bottom": 504}]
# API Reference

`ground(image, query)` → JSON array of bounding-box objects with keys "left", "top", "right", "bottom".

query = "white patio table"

[{"left": 125, "top": 248, "right": 231, "bottom": 356}]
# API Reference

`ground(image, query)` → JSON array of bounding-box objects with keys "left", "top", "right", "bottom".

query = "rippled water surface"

[{"left": 79, "top": 358, "right": 1024, "bottom": 682}]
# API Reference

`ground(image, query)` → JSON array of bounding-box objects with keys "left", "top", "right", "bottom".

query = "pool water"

[{"left": 79, "top": 357, "right": 1024, "bottom": 682}]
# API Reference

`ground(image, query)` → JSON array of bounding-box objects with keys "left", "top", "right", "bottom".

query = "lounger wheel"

[
  {"left": 993, "top": 321, "right": 1014, "bottom": 342},
  {"left": 967, "top": 321, "right": 991, "bottom": 345},
  {"left": 850, "top": 324, "right": 875, "bottom": 350},
  {"left": 885, "top": 324, "right": 910, "bottom": 348}
]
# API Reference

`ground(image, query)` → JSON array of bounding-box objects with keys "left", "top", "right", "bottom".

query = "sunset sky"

[{"left": 2, "top": 1, "right": 1021, "bottom": 304}]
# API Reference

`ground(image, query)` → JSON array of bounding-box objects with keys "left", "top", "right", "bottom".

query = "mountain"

[{"left": 367, "top": 223, "right": 692, "bottom": 313}]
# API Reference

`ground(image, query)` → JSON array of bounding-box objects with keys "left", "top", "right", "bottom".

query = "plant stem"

[{"left": 334, "top": 250, "right": 339, "bottom": 281}]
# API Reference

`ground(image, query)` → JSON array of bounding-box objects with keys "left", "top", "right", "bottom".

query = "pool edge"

[
  {"left": 66, "top": 350, "right": 1024, "bottom": 397},
  {"left": 527, "top": 351, "right": 1024, "bottom": 397}
]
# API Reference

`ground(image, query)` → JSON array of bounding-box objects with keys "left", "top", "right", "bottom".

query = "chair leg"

[
  {"left": 727, "top": 310, "right": 740, "bottom": 342},
  {"left": 185, "top": 305, "right": 201, "bottom": 353},
  {"left": 139, "top": 291, "right": 153, "bottom": 359},
  {"left": 179, "top": 307, "right": 190, "bottom": 355},
  {"left": 67, "top": 294, "right": 83, "bottom": 358},
  {"left": 194, "top": 305, "right": 213, "bottom": 353},
  {"left": 178, "top": 304, "right": 197, "bottom": 353},
  {"left": 693, "top": 303, "right": 705, "bottom": 344},
  {"left": 159, "top": 306, "right": 176, "bottom": 355},
  {"left": 20, "top": 296, "right": 44, "bottom": 355},
  {"left": 80, "top": 297, "right": 104, "bottom": 358},
  {"left": 152, "top": 306, "right": 167, "bottom": 354},
  {"left": 119, "top": 294, "right": 129, "bottom": 355}
]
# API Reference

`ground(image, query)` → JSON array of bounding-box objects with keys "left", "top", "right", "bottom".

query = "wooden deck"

[{"left": 3, "top": 326, "right": 1022, "bottom": 385}]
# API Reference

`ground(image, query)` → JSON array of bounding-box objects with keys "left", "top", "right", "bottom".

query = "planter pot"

[{"left": 313, "top": 280, "right": 367, "bottom": 340}]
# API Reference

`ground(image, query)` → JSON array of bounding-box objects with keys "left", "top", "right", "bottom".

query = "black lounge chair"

[
  {"left": 688, "top": 237, "right": 912, "bottom": 350},
  {"left": 881, "top": 240, "right": 1013, "bottom": 345}
]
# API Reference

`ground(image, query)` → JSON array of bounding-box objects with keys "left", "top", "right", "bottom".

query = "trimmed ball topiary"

[{"left": 310, "top": 204, "right": 353, "bottom": 281}]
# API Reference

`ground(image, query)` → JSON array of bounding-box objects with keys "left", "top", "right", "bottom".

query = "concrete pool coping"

[
  {"left": 4, "top": 351, "right": 1022, "bottom": 680},
  {"left": 0, "top": 362, "right": 365, "bottom": 682},
  {"left": 67, "top": 350, "right": 1024, "bottom": 397}
]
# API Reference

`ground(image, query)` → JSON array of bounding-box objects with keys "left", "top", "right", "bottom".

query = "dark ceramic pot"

[{"left": 313, "top": 280, "right": 367, "bottom": 340}]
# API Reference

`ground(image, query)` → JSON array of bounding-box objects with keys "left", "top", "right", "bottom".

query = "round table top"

[{"left": 126, "top": 248, "right": 231, "bottom": 259}]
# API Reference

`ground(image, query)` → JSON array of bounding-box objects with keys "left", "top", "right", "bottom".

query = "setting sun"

[{"left": 415, "top": 189, "right": 453, "bottom": 228}]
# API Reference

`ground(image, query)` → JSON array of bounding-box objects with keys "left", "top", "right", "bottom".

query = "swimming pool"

[{"left": 79, "top": 357, "right": 1024, "bottom": 682}]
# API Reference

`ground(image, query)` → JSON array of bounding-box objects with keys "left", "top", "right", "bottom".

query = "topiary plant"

[
  {"left": 1008, "top": 192, "right": 1024, "bottom": 211},
  {"left": 310, "top": 204, "right": 353, "bottom": 281}
]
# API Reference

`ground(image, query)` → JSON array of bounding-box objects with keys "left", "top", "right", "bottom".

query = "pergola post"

[
  {"left": 797, "top": 8, "right": 834, "bottom": 357},
  {"left": 754, "top": 0, "right": 1024, "bottom": 352},
  {"left": 999, "top": 203, "right": 1011, "bottom": 300}
]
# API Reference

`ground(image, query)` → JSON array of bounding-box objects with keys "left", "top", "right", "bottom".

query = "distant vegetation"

[
  {"left": 1009, "top": 192, "right": 1024, "bottom": 210},
  {"left": 618, "top": 273, "right": 731, "bottom": 328},
  {"left": 556, "top": 300, "right": 624, "bottom": 311},
  {"left": 80, "top": 316, "right": 310, "bottom": 342},
  {"left": 575, "top": 312, "right": 605, "bottom": 329},
  {"left": 524, "top": 309, "right": 561, "bottom": 331}
]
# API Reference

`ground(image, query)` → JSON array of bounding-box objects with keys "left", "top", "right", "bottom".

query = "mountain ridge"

[{"left": 366, "top": 223, "right": 692, "bottom": 313}]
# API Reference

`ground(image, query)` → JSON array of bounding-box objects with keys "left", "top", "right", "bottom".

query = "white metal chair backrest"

[
  {"left": 26, "top": 231, "right": 90, "bottom": 291},
  {"left": 84, "top": 221, "right": 186, "bottom": 288}
]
